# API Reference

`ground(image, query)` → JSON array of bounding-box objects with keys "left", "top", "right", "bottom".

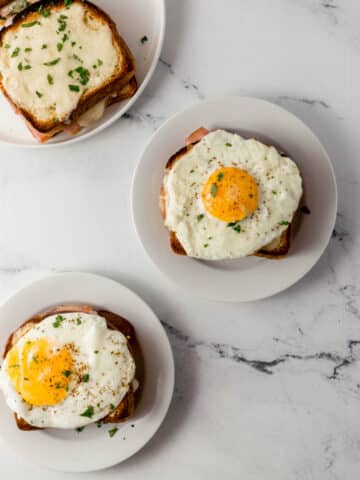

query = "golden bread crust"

[{"left": 2, "top": 304, "right": 143, "bottom": 431}]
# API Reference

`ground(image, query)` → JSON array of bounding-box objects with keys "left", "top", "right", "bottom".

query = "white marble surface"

[{"left": 0, "top": 0, "right": 359, "bottom": 478}]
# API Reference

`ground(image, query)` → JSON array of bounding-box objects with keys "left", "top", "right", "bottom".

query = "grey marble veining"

[{"left": 0, "top": 0, "right": 359, "bottom": 479}]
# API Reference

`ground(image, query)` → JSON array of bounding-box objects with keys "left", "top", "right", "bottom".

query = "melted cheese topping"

[
  {"left": 78, "top": 98, "right": 106, "bottom": 127},
  {"left": 0, "top": 2, "right": 119, "bottom": 123}
]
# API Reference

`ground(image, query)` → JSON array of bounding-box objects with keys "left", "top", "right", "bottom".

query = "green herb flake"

[
  {"left": 17, "top": 62, "right": 23, "bottom": 71},
  {"left": 32, "top": 355, "right": 39, "bottom": 364},
  {"left": 64, "top": 0, "right": 73, "bottom": 7},
  {"left": 43, "top": 57, "right": 61, "bottom": 66},
  {"left": 40, "top": 8, "right": 51, "bottom": 18},
  {"left": 53, "top": 314, "right": 64, "bottom": 328},
  {"left": 82, "top": 374, "right": 90, "bottom": 383},
  {"left": 11, "top": 47, "right": 20, "bottom": 58},
  {"left": 279, "top": 220, "right": 290, "bottom": 226},
  {"left": 140, "top": 35, "right": 148, "bottom": 44},
  {"left": 68, "top": 84, "right": 80, "bottom": 92},
  {"left": 203, "top": 243, "right": 209, "bottom": 248},
  {"left": 110, "top": 403, "right": 115, "bottom": 410},
  {"left": 71, "top": 41, "right": 76, "bottom": 47},
  {"left": 97, "top": 58, "right": 103, "bottom": 66},
  {"left": 57, "top": 43, "right": 63, "bottom": 52},
  {"left": 62, "top": 33, "right": 69, "bottom": 43},
  {"left": 210, "top": 184, "right": 218, "bottom": 198},
  {"left": 108, "top": 427, "right": 118, "bottom": 438},
  {"left": 21, "top": 21, "right": 40, "bottom": 28},
  {"left": 197, "top": 214, "right": 204, "bottom": 222},
  {"left": 63, "top": 370, "right": 71, "bottom": 378},
  {"left": 217, "top": 172, "right": 224, "bottom": 182},
  {"left": 41, "top": 44, "right": 47, "bottom": 49},
  {"left": 75, "top": 66, "right": 90, "bottom": 85},
  {"left": 76, "top": 317, "right": 82, "bottom": 325},
  {"left": 4, "top": 44, "right": 11, "bottom": 49},
  {"left": 225, "top": 142, "right": 232, "bottom": 147},
  {"left": 23, "top": 64, "right": 31, "bottom": 70},
  {"left": 47, "top": 73, "right": 54, "bottom": 85},
  {"left": 272, "top": 191, "right": 277, "bottom": 195},
  {"left": 80, "top": 406, "right": 94, "bottom": 418},
  {"left": 25, "top": 47, "right": 32, "bottom": 52},
  {"left": 233, "top": 224, "right": 241, "bottom": 233},
  {"left": 94, "top": 350, "right": 99, "bottom": 354}
]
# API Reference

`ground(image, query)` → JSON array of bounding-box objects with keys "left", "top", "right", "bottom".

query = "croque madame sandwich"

[
  {"left": 0, "top": 0, "right": 137, "bottom": 142},
  {"left": 160, "top": 128, "right": 303, "bottom": 260},
  {"left": 0, "top": 305, "right": 143, "bottom": 430}
]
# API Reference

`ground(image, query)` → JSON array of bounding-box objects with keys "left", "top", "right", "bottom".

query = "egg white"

[
  {"left": 164, "top": 130, "right": 303, "bottom": 260},
  {"left": 0, "top": 312, "right": 136, "bottom": 429}
]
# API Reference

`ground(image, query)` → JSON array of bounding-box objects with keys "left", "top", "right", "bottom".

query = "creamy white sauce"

[
  {"left": 0, "top": 2, "right": 119, "bottom": 123},
  {"left": 0, "top": 312, "right": 136, "bottom": 429},
  {"left": 164, "top": 130, "right": 303, "bottom": 260},
  {"left": 78, "top": 98, "right": 106, "bottom": 127}
]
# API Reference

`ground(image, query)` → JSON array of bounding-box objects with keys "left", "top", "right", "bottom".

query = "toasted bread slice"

[
  {"left": 0, "top": 0, "right": 38, "bottom": 22},
  {"left": 160, "top": 141, "right": 293, "bottom": 260},
  {"left": 0, "top": 0, "right": 137, "bottom": 141},
  {"left": 2, "top": 305, "right": 144, "bottom": 431}
]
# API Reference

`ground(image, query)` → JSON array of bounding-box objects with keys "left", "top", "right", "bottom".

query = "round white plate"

[
  {"left": 132, "top": 96, "right": 338, "bottom": 303},
  {"left": 0, "top": 0, "right": 165, "bottom": 148},
  {"left": 0, "top": 272, "right": 174, "bottom": 472}
]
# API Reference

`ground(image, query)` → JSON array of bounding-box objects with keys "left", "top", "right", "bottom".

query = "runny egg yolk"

[
  {"left": 6, "top": 338, "right": 73, "bottom": 406},
  {"left": 201, "top": 167, "right": 259, "bottom": 222}
]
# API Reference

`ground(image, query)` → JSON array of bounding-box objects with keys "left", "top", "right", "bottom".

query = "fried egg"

[
  {"left": 164, "top": 130, "right": 303, "bottom": 259},
  {"left": 0, "top": 312, "right": 136, "bottom": 429}
]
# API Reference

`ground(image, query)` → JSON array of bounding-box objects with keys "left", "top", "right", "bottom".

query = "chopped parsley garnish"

[
  {"left": 47, "top": 73, "right": 54, "bottom": 85},
  {"left": 225, "top": 142, "right": 232, "bottom": 147},
  {"left": 71, "top": 41, "right": 76, "bottom": 47},
  {"left": 41, "top": 44, "right": 48, "bottom": 49},
  {"left": 36, "top": 91, "right": 43, "bottom": 98},
  {"left": 97, "top": 59, "right": 103, "bottom": 66},
  {"left": 82, "top": 374, "right": 90, "bottom": 383},
  {"left": 279, "top": 220, "right": 290, "bottom": 226},
  {"left": 53, "top": 314, "right": 65, "bottom": 328},
  {"left": 227, "top": 221, "right": 242, "bottom": 233},
  {"left": 76, "top": 317, "right": 82, "bottom": 325},
  {"left": 217, "top": 172, "right": 224, "bottom": 182},
  {"left": 17, "top": 62, "right": 23, "bottom": 71},
  {"left": 73, "top": 53, "right": 82, "bottom": 63},
  {"left": 21, "top": 21, "right": 40, "bottom": 28},
  {"left": 210, "top": 184, "right": 218, "bottom": 197},
  {"left": 40, "top": 7, "right": 51, "bottom": 18},
  {"left": 190, "top": 169, "right": 194, "bottom": 173},
  {"left": 94, "top": 350, "right": 99, "bottom": 354},
  {"left": 64, "top": 0, "right": 73, "bottom": 7},
  {"left": 68, "top": 84, "right": 80, "bottom": 92},
  {"left": 23, "top": 64, "right": 31, "bottom": 70},
  {"left": 32, "top": 355, "right": 39, "bottom": 364},
  {"left": 11, "top": 47, "right": 20, "bottom": 57},
  {"left": 75, "top": 66, "right": 90, "bottom": 85},
  {"left": 62, "top": 33, "right": 69, "bottom": 43},
  {"left": 203, "top": 243, "right": 209, "bottom": 248},
  {"left": 76, "top": 426, "right": 85, "bottom": 432},
  {"left": 43, "top": 58, "right": 61, "bottom": 66},
  {"left": 272, "top": 190, "right": 277, "bottom": 195},
  {"left": 63, "top": 370, "right": 71, "bottom": 378},
  {"left": 68, "top": 69, "right": 73, "bottom": 77},
  {"left": 197, "top": 214, "right": 204, "bottom": 222},
  {"left": 4, "top": 44, "right": 11, "bottom": 49},
  {"left": 57, "top": 43, "right": 63, "bottom": 52},
  {"left": 108, "top": 427, "right": 118, "bottom": 438},
  {"left": 140, "top": 35, "right": 148, "bottom": 44},
  {"left": 110, "top": 403, "right": 115, "bottom": 410},
  {"left": 57, "top": 15, "right": 67, "bottom": 32},
  {"left": 80, "top": 406, "right": 94, "bottom": 418},
  {"left": 25, "top": 47, "right": 32, "bottom": 52}
]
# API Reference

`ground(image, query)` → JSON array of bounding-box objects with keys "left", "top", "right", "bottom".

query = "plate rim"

[
  {"left": 131, "top": 95, "right": 338, "bottom": 303},
  {"left": 0, "top": 271, "right": 175, "bottom": 472},
  {"left": 0, "top": 0, "right": 166, "bottom": 149}
]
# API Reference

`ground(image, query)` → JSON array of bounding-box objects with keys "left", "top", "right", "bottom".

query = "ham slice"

[
  {"left": 185, "top": 127, "right": 209, "bottom": 146},
  {"left": 64, "top": 121, "right": 82, "bottom": 136}
]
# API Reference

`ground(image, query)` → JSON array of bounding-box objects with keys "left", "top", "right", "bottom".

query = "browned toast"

[
  {"left": 3, "top": 304, "right": 144, "bottom": 431},
  {"left": 0, "top": 0, "right": 137, "bottom": 141},
  {"left": 160, "top": 141, "right": 293, "bottom": 259}
]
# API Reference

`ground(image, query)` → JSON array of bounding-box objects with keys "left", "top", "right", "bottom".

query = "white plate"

[
  {"left": 132, "top": 96, "right": 338, "bottom": 303},
  {"left": 0, "top": 0, "right": 165, "bottom": 148},
  {"left": 0, "top": 272, "right": 174, "bottom": 472}
]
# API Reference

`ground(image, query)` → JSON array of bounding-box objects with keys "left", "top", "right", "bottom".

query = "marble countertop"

[{"left": 0, "top": 0, "right": 359, "bottom": 478}]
